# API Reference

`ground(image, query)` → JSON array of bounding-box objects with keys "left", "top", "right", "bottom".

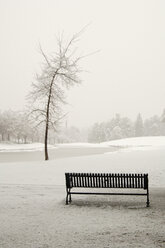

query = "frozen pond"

[{"left": 0, "top": 146, "right": 118, "bottom": 163}]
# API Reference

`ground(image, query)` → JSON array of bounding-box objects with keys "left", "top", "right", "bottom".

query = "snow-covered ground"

[
  {"left": 57, "top": 142, "right": 108, "bottom": 148},
  {"left": 1, "top": 136, "right": 165, "bottom": 152},
  {"left": 0, "top": 136, "right": 165, "bottom": 187},
  {"left": 0, "top": 143, "right": 56, "bottom": 152},
  {"left": 0, "top": 147, "right": 164, "bottom": 187},
  {"left": 0, "top": 185, "right": 164, "bottom": 248},
  {"left": 0, "top": 137, "right": 165, "bottom": 247},
  {"left": 102, "top": 136, "right": 165, "bottom": 149}
]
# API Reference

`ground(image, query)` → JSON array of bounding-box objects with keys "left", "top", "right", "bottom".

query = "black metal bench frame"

[{"left": 65, "top": 173, "right": 150, "bottom": 207}]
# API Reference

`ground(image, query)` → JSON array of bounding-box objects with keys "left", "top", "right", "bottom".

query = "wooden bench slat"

[
  {"left": 76, "top": 173, "right": 79, "bottom": 187},
  {"left": 129, "top": 174, "right": 132, "bottom": 188},
  {"left": 138, "top": 174, "right": 140, "bottom": 188},
  {"left": 132, "top": 174, "right": 134, "bottom": 188},
  {"left": 134, "top": 174, "right": 137, "bottom": 188},
  {"left": 75, "top": 173, "right": 78, "bottom": 187},
  {"left": 96, "top": 174, "right": 99, "bottom": 188},
  {"left": 79, "top": 174, "right": 81, "bottom": 187},
  {"left": 141, "top": 174, "right": 143, "bottom": 188}
]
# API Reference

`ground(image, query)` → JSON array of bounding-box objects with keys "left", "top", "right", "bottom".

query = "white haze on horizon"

[{"left": 0, "top": 0, "right": 165, "bottom": 128}]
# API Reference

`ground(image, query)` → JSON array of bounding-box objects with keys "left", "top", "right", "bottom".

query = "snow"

[
  {"left": 0, "top": 137, "right": 165, "bottom": 247},
  {"left": 57, "top": 142, "right": 108, "bottom": 148},
  {"left": 0, "top": 142, "right": 107, "bottom": 153},
  {"left": 0, "top": 185, "right": 164, "bottom": 248},
  {"left": 102, "top": 136, "right": 165, "bottom": 148},
  {"left": 1, "top": 136, "right": 165, "bottom": 152},
  {"left": 0, "top": 147, "right": 164, "bottom": 187},
  {"left": 0, "top": 136, "right": 165, "bottom": 187},
  {"left": 0, "top": 143, "right": 56, "bottom": 152}
]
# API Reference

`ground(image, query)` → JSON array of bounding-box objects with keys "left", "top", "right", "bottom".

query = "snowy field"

[
  {"left": 0, "top": 136, "right": 165, "bottom": 187},
  {"left": 0, "top": 137, "right": 165, "bottom": 247}
]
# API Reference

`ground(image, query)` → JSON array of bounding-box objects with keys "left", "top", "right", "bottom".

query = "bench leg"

[
  {"left": 66, "top": 193, "right": 69, "bottom": 205},
  {"left": 146, "top": 198, "right": 150, "bottom": 207},
  {"left": 66, "top": 189, "right": 71, "bottom": 205},
  {"left": 146, "top": 189, "right": 150, "bottom": 207},
  {"left": 69, "top": 193, "right": 72, "bottom": 203}
]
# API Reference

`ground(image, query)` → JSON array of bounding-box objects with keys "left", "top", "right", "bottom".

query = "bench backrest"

[{"left": 65, "top": 173, "right": 148, "bottom": 189}]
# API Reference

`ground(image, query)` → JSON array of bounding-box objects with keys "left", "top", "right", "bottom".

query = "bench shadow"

[{"left": 65, "top": 197, "right": 147, "bottom": 209}]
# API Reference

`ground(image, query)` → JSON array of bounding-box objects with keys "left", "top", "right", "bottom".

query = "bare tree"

[{"left": 28, "top": 31, "right": 85, "bottom": 160}]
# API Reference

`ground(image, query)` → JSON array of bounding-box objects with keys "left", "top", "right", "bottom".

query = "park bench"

[{"left": 65, "top": 173, "right": 149, "bottom": 207}]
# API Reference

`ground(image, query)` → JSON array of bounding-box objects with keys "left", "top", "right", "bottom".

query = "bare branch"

[{"left": 39, "top": 43, "right": 52, "bottom": 67}]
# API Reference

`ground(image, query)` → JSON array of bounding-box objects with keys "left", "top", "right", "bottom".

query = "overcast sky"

[{"left": 0, "top": 0, "right": 165, "bottom": 128}]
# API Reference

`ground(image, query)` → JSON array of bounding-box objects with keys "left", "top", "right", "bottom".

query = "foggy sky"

[{"left": 0, "top": 0, "right": 165, "bottom": 128}]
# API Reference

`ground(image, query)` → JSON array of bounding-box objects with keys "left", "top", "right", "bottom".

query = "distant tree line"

[
  {"left": 0, "top": 110, "right": 40, "bottom": 143},
  {"left": 88, "top": 110, "right": 165, "bottom": 143},
  {"left": 0, "top": 109, "right": 165, "bottom": 144},
  {"left": 0, "top": 109, "right": 86, "bottom": 144}
]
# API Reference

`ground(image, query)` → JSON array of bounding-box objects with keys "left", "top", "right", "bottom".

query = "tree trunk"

[
  {"left": 44, "top": 72, "right": 57, "bottom": 161},
  {"left": 44, "top": 122, "right": 49, "bottom": 160}
]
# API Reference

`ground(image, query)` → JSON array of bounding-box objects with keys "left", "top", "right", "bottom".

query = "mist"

[{"left": 0, "top": 0, "right": 165, "bottom": 128}]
